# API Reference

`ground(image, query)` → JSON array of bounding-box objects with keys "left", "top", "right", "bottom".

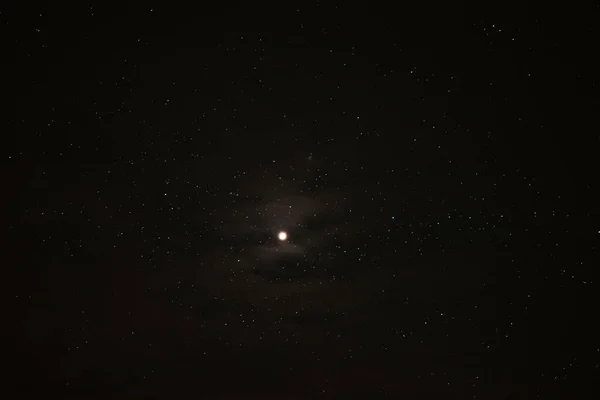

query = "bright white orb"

[{"left": 278, "top": 231, "right": 287, "bottom": 241}]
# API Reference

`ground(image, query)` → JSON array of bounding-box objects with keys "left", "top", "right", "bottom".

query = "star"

[{"left": 278, "top": 231, "right": 287, "bottom": 241}]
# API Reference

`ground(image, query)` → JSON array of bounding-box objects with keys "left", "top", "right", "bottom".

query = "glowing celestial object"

[{"left": 278, "top": 231, "right": 287, "bottom": 241}]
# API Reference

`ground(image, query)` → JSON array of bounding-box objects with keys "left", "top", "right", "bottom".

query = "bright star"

[{"left": 278, "top": 231, "right": 287, "bottom": 241}]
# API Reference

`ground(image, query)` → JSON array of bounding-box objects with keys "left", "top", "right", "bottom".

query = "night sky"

[{"left": 6, "top": 2, "right": 600, "bottom": 398}]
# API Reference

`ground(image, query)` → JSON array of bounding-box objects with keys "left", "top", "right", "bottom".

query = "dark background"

[{"left": 4, "top": 1, "right": 599, "bottom": 398}]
